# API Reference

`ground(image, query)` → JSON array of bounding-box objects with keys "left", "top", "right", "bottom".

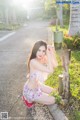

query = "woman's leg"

[
  {"left": 39, "top": 82, "right": 54, "bottom": 94},
  {"left": 34, "top": 92, "right": 55, "bottom": 105}
]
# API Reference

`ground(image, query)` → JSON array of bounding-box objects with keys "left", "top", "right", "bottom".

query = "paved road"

[
  {"left": 0, "top": 31, "right": 12, "bottom": 38},
  {"left": 0, "top": 21, "right": 54, "bottom": 120}
]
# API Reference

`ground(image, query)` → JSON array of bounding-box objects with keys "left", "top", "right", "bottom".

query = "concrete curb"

[{"left": 47, "top": 104, "right": 68, "bottom": 120}]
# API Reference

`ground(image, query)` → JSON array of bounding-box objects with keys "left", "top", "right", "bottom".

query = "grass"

[{"left": 70, "top": 51, "right": 80, "bottom": 100}]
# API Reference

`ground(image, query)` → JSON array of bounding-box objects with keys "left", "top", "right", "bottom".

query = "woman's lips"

[
  {"left": 38, "top": 55, "right": 42, "bottom": 58},
  {"left": 39, "top": 55, "right": 41, "bottom": 57}
]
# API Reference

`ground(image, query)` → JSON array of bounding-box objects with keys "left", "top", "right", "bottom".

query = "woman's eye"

[
  {"left": 43, "top": 50, "right": 45, "bottom": 52},
  {"left": 38, "top": 49, "right": 46, "bottom": 53}
]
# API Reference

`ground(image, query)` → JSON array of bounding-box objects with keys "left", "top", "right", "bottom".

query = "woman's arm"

[
  {"left": 46, "top": 47, "right": 54, "bottom": 73},
  {"left": 47, "top": 45, "right": 58, "bottom": 68}
]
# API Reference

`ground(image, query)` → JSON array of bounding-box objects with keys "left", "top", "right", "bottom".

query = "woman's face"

[{"left": 36, "top": 46, "right": 46, "bottom": 60}]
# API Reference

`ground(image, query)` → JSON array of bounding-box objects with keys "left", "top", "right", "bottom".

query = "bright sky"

[{"left": 13, "top": 0, "right": 34, "bottom": 9}]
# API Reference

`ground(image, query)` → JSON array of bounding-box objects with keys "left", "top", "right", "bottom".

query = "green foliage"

[
  {"left": 51, "top": 26, "right": 80, "bottom": 50},
  {"left": 72, "top": 35, "right": 80, "bottom": 50},
  {"left": 53, "top": 93, "right": 62, "bottom": 104},
  {"left": 63, "top": 35, "right": 80, "bottom": 50},
  {"left": 69, "top": 51, "right": 80, "bottom": 100},
  {"left": 63, "top": 35, "right": 73, "bottom": 49},
  {"left": 69, "top": 110, "right": 80, "bottom": 120},
  {"left": 63, "top": 4, "right": 69, "bottom": 10},
  {"left": 45, "top": 65, "right": 63, "bottom": 88},
  {"left": 45, "top": 0, "right": 55, "bottom": 11},
  {"left": 45, "top": 51, "right": 80, "bottom": 119},
  {"left": 45, "top": 51, "right": 80, "bottom": 100},
  {"left": 44, "top": 0, "right": 56, "bottom": 18},
  {"left": 51, "top": 25, "right": 68, "bottom": 34}
]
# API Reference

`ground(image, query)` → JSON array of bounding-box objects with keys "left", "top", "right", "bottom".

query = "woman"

[{"left": 22, "top": 40, "right": 58, "bottom": 108}]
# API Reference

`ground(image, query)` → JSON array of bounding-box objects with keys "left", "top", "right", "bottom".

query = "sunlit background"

[
  {"left": 13, "top": 0, "right": 34, "bottom": 10},
  {"left": 11, "top": 0, "right": 44, "bottom": 19},
  {"left": 0, "top": 0, "right": 57, "bottom": 29}
]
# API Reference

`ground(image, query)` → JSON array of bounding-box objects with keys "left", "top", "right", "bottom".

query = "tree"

[
  {"left": 68, "top": 4, "right": 80, "bottom": 36},
  {"left": 0, "top": 0, "right": 27, "bottom": 25},
  {"left": 45, "top": 0, "right": 63, "bottom": 27},
  {"left": 56, "top": 2, "right": 63, "bottom": 27},
  {"left": 0, "top": 0, "right": 11, "bottom": 24}
]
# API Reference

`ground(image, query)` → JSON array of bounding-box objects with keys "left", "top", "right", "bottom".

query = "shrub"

[
  {"left": 63, "top": 35, "right": 73, "bottom": 49},
  {"left": 72, "top": 35, "right": 80, "bottom": 50},
  {"left": 63, "top": 34, "right": 80, "bottom": 50}
]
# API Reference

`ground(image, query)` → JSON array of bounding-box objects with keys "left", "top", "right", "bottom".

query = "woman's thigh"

[
  {"left": 34, "top": 92, "right": 55, "bottom": 105},
  {"left": 39, "top": 82, "right": 54, "bottom": 94}
]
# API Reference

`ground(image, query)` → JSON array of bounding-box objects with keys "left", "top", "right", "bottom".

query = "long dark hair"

[{"left": 27, "top": 40, "right": 47, "bottom": 72}]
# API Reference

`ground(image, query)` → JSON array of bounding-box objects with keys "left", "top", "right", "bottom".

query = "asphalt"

[{"left": 0, "top": 31, "right": 12, "bottom": 38}]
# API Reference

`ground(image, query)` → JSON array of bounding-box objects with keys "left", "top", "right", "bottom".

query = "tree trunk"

[
  {"left": 68, "top": 4, "right": 80, "bottom": 36},
  {"left": 58, "top": 74, "right": 63, "bottom": 95},
  {"left": 58, "top": 49, "right": 71, "bottom": 100},
  {"left": 56, "top": 1, "right": 63, "bottom": 27},
  {"left": 59, "top": 4, "right": 63, "bottom": 27}
]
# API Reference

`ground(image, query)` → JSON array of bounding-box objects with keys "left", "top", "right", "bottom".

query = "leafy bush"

[
  {"left": 63, "top": 35, "right": 73, "bottom": 49},
  {"left": 63, "top": 35, "right": 80, "bottom": 50},
  {"left": 72, "top": 35, "right": 80, "bottom": 50},
  {"left": 69, "top": 110, "right": 80, "bottom": 120}
]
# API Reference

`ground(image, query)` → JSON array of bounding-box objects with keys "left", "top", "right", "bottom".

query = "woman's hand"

[
  {"left": 47, "top": 45, "right": 58, "bottom": 68},
  {"left": 47, "top": 45, "right": 54, "bottom": 54},
  {"left": 47, "top": 45, "right": 52, "bottom": 51}
]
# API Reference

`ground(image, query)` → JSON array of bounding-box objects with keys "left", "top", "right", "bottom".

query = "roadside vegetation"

[
  {"left": 45, "top": 24, "right": 80, "bottom": 120},
  {"left": 44, "top": 2, "right": 80, "bottom": 118},
  {"left": 0, "top": 23, "right": 21, "bottom": 30}
]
